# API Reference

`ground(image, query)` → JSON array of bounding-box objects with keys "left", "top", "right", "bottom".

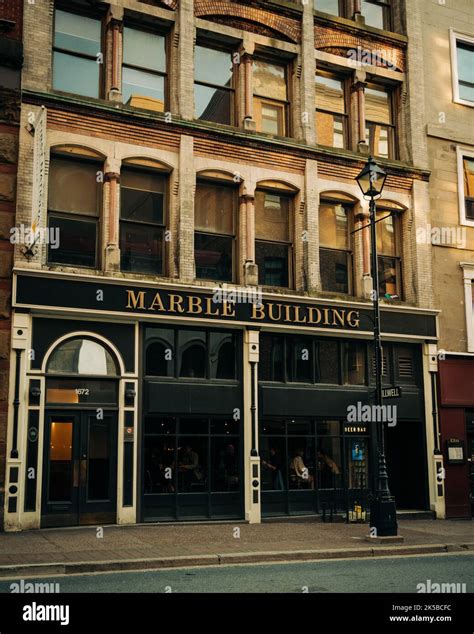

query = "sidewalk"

[{"left": 0, "top": 519, "right": 472, "bottom": 577}]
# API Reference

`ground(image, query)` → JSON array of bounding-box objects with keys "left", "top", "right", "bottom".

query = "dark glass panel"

[
  {"left": 315, "top": 340, "right": 339, "bottom": 384},
  {"left": 288, "top": 439, "right": 315, "bottom": 489},
  {"left": 177, "top": 438, "right": 208, "bottom": 492},
  {"left": 195, "top": 182, "right": 235, "bottom": 234},
  {"left": 195, "top": 85, "right": 232, "bottom": 124},
  {"left": 210, "top": 418, "right": 240, "bottom": 435},
  {"left": 317, "top": 420, "right": 341, "bottom": 436},
  {"left": 319, "top": 248, "right": 349, "bottom": 294},
  {"left": 195, "top": 233, "right": 233, "bottom": 282},
  {"left": 260, "top": 438, "right": 286, "bottom": 491},
  {"left": 317, "top": 437, "right": 343, "bottom": 489},
  {"left": 47, "top": 215, "right": 97, "bottom": 267},
  {"left": 88, "top": 419, "right": 110, "bottom": 500},
  {"left": 287, "top": 420, "right": 312, "bottom": 435},
  {"left": 46, "top": 379, "right": 117, "bottom": 404},
  {"left": 120, "top": 223, "right": 164, "bottom": 274},
  {"left": 179, "top": 331, "right": 207, "bottom": 378},
  {"left": 49, "top": 158, "right": 100, "bottom": 216},
  {"left": 145, "top": 416, "right": 176, "bottom": 435},
  {"left": 342, "top": 341, "right": 366, "bottom": 385},
  {"left": 179, "top": 418, "right": 209, "bottom": 435},
  {"left": 255, "top": 241, "right": 289, "bottom": 288},
  {"left": 287, "top": 337, "right": 312, "bottom": 383},
  {"left": 144, "top": 436, "right": 176, "bottom": 493},
  {"left": 146, "top": 341, "right": 174, "bottom": 376},
  {"left": 260, "top": 420, "right": 286, "bottom": 435},
  {"left": 210, "top": 332, "right": 236, "bottom": 379},
  {"left": 211, "top": 439, "right": 239, "bottom": 492},
  {"left": 120, "top": 171, "right": 165, "bottom": 224}
]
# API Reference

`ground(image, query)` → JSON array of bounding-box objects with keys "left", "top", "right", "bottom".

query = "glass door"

[{"left": 42, "top": 411, "right": 117, "bottom": 527}]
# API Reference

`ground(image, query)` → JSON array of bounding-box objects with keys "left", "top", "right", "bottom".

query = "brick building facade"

[{"left": 4, "top": 0, "right": 445, "bottom": 530}]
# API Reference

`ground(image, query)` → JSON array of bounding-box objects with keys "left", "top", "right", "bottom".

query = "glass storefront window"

[
  {"left": 178, "top": 331, "right": 207, "bottom": 378},
  {"left": 209, "top": 333, "right": 236, "bottom": 379},
  {"left": 315, "top": 340, "right": 339, "bottom": 384},
  {"left": 288, "top": 438, "right": 315, "bottom": 489},
  {"left": 317, "top": 437, "right": 342, "bottom": 489},
  {"left": 342, "top": 341, "right": 366, "bottom": 385},
  {"left": 146, "top": 330, "right": 175, "bottom": 377},
  {"left": 287, "top": 337, "right": 313, "bottom": 383},
  {"left": 211, "top": 439, "right": 240, "bottom": 492}
]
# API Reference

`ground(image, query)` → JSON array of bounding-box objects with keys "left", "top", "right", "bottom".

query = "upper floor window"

[
  {"left": 47, "top": 154, "right": 102, "bottom": 268},
  {"left": 319, "top": 200, "right": 352, "bottom": 294},
  {"left": 194, "top": 180, "right": 236, "bottom": 282},
  {"left": 122, "top": 26, "right": 167, "bottom": 110},
  {"left": 361, "top": 0, "right": 391, "bottom": 30},
  {"left": 457, "top": 149, "right": 474, "bottom": 226},
  {"left": 315, "top": 71, "right": 348, "bottom": 149},
  {"left": 255, "top": 190, "right": 293, "bottom": 288},
  {"left": 53, "top": 9, "right": 102, "bottom": 98},
  {"left": 365, "top": 84, "right": 396, "bottom": 159},
  {"left": 451, "top": 32, "right": 474, "bottom": 106},
  {"left": 195, "top": 45, "right": 235, "bottom": 125},
  {"left": 120, "top": 167, "right": 167, "bottom": 275},
  {"left": 253, "top": 60, "right": 289, "bottom": 137},
  {"left": 375, "top": 207, "right": 402, "bottom": 299},
  {"left": 315, "top": 0, "right": 342, "bottom": 16}
]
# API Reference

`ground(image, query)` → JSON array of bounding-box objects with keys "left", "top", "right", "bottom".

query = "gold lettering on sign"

[
  {"left": 347, "top": 310, "right": 360, "bottom": 328},
  {"left": 332, "top": 309, "right": 346, "bottom": 327},
  {"left": 322, "top": 308, "right": 331, "bottom": 325},
  {"left": 126, "top": 290, "right": 146, "bottom": 310},
  {"left": 294, "top": 306, "right": 307, "bottom": 324},
  {"left": 149, "top": 292, "right": 165, "bottom": 311},
  {"left": 169, "top": 294, "right": 185, "bottom": 313},
  {"left": 284, "top": 305, "right": 292, "bottom": 322},
  {"left": 205, "top": 297, "right": 220, "bottom": 316},
  {"left": 308, "top": 307, "right": 322, "bottom": 325},
  {"left": 188, "top": 296, "right": 203, "bottom": 314},
  {"left": 222, "top": 301, "right": 236, "bottom": 317},
  {"left": 252, "top": 303, "right": 266, "bottom": 320},
  {"left": 268, "top": 303, "right": 282, "bottom": 322}
]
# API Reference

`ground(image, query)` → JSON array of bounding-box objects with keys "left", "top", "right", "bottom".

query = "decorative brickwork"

[
  {"left": 315, "top": 25, "right": 406, "bottom": 72},
  {"left": 195, "top": 1, "right": 301, "bottom": 43}
]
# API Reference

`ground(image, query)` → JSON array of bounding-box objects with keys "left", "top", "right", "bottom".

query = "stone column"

[
  {"left": 242, "top": 192, "right": 258, "bottom": 286},
  {"left": 178, "top": 135, "right": 195, "bottom": 281},
  {"left": 243, "top": 328, "right": 261, "bottom": 524},
  {"left": 301, "top": 0, "right": 316, "bottom": 145},
  {"left": 177, "top": 0, "right": 195, "bottom": 120},
  {"left": 305, "top": 159, "right": 320, "bottom": 291},
  {"left": 241, "top": 43, "right": 256, "bottom": 131},
  {"left": 352, "top": 69, "right": 369, "bottom": 154},
  {"left": 106, "top": 6, "right": 124, "bottom": 102},
  {"left": 355, "top": 201, "right": 372, "bottom": 298},
  {"left": 104, "top": 158, "right": 121, "bottom": 272}
]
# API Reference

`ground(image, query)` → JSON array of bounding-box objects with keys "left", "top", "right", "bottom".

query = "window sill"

[{"left": 453, "top": 98, "right": 474, "bottom": 108}]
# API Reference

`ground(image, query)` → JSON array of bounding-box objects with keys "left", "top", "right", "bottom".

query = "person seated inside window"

[
  {"left": 178, "top": 445, "right": 203, "bottom": 491},
  {"left": 262, "top": 447, "right": 284, "bottom": 490},
  {"left": 289, "top": 449, "right": 314, "bottom": 489},
  {"left": 317, "top": 447, "right": 341, "bottom": 488}
]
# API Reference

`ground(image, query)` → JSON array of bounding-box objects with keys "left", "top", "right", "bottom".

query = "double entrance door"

[{"left": 42, "top": 410, "right": 118, "bottom": 527}]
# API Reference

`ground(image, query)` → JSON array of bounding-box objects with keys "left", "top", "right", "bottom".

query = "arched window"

[
  {"left": 376, "top": 201, "right": 404, "bottom": 299},
  {"left": 47, "top": 338, "right": 118, "bottom": 376},
  {"left": 179, "top": 343, "right": 207, "bottom": 378},
  {"left": 47, "top": 152, "right": 102, "bottom": 268},
  {"left": 319, "top": 195, "right": 353, "bottom": 294},
  {"left": 146, "top": 340, "right": 173, "bottom": 376}
]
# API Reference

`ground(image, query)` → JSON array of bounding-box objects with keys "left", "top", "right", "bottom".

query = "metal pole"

[{"left": 369, "top": 195, "right": 398, "bottom": 535}]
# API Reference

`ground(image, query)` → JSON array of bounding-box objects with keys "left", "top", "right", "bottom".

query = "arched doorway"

[{"left": 41, "top": 337, "right": 120, "bottom": 527}]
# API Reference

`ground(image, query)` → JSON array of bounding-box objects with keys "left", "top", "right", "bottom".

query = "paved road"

[{"left": 0, "top": 553, "right": 472, "bottom": 593}]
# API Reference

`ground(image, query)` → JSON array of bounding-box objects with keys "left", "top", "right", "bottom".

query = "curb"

[{"left": 0, "top": 543, "right": 473, "bottom": 578}]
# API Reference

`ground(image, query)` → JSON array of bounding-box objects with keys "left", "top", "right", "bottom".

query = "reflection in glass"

[
  {"left": 210, "top": 333, "right": 236, "bottom": 379},
  {"left": 88, "top": 419, "right": 110, "bottom": 500},
  {"left": 260, "top": 439, "right": 286, "bottom": 491},
  {"left": 48, "top": 421, "right": 73, "bottom": 502},
  {"left": 47, "top": 339, "right": 117, "bottom": 376},
  {"left": 288, "top": 440, "right": 315, "bottom": 489},
  {"left": 122, "top": 27, "right": 166, "bottom": 108},
  {"left": 178, "top": 438, "right": 207, "bottom": 492},
  {"left": 317, "top": 437, "right": 342, "bottom": 489},
  {"left": 342, "top": 342, "right": 366, "bottom": 385},
  {"left": 457, "top": 43, "right": 474, "bottom": 102},
  {"left": 195, "top": 46, "right": 233, "bottom": 124},
  {"left": 315, "top": 74, "right": 347, "bottom": 148},
  {"left": 211, "top": 439, "right": 239, "bottom": 492},
  {"left": 179, "top": 331, "right": 206, "bottom": 378}
]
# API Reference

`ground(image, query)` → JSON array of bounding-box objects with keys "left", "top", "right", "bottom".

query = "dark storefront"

[
  {"left": 7, "top": 272, "right": 439, "bottom": 529},
  {"left": 438, "top": 358, "right": 474, "bottom": 519}
]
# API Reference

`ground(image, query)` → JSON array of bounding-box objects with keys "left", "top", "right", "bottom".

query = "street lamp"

[{"left": 356, "top": 156, "right": 398, "bottom": 537}]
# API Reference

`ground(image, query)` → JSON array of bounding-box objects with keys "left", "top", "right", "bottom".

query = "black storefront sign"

[{"left": 15, "top": 274, "right": 437, "bottom": 338}]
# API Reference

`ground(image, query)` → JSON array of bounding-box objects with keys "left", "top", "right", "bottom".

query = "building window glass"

[
  {"left": 315, "top": 0, "right": 341, "bottom": 16},
  {"left": 53, "top": 10, "right": 101, "bottom": 98},
  {"left": 315, "top": 72, "right": 348, "bottom": 148},
  {"left": 120, "top": 168, "right": 166, "bottom": 275},
  {"left": 47, "top": 338, "right": 117, "bottom": 376},
  {"left": 456, "top": 41, "right": 474, "bottom": 103},
  {"left": 319, "top": 201, "right": 352, "bottom": 294},
  {"left": 255, "top": 190, "right": 293, "bottom": 288},
  {"left": 376, "top": 209, "right": 402, "bottom": 299},
  {"left": 463, "top": 157, "right": 474, "bottom": 220},
  {"left": 195, "top": 45, "right": 234, "bottom": 125},
  {"left": 342, "top": 341, "right": 366, "bottom": 385},
  {"left": 194, "top": 181, "right": 236, "bottom": 282},
  {"left": 122, "top": 26, "right": 166, "bottom": 109},
  {"left": 361, "top": 0, "right": 391, "bottom": 30},
  {"left": 365, "top": 84, "right": 395, "bottom": 159},
  {"left": 253, "top": 60, "right": 289, "bottom": 136},
  {"left": 47, "top": 155, "right": 101, "bottom": 268}
]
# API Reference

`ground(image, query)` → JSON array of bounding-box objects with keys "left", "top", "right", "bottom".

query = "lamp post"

[{"left": 356, "top": 156, "right": 398, "bottom": 537}]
